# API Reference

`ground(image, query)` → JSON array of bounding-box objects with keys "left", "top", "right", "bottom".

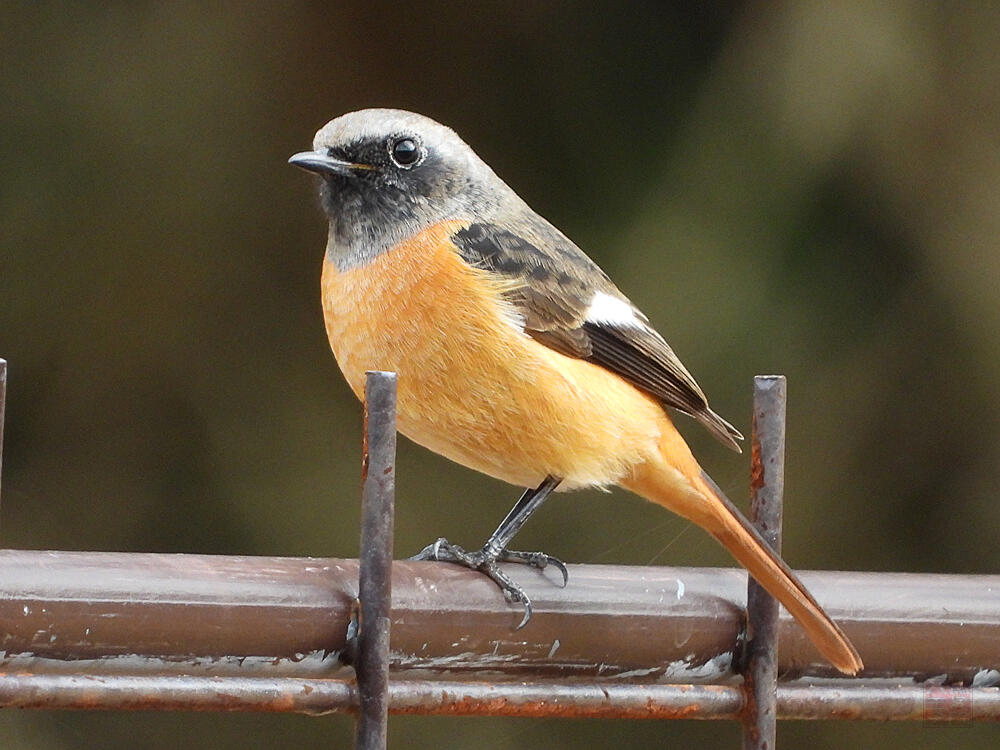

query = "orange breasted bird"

[{"left": 290, "top": 109, "right": 863, "bottom": 675}]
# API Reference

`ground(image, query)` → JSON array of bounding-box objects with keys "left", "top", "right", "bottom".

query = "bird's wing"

[{"left": 451, "top": 222, "right": 743, "bottom": 451}]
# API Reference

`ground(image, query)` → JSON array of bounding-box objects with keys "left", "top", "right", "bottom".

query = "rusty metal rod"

[
  {"left": 0, "top": 673, "right": 996, "bottom": 721},
  {"left": 743, "top": 375, "right": 786, "bottom": 749},
  {"left": 355, "top": 372, "right": 397, "bottom": 750},
  {"left": 0, "top": 358, "right": 6, "bottom": 517},
  {"left": 1, "top": 551, "right": 998, "bottom": 682}
]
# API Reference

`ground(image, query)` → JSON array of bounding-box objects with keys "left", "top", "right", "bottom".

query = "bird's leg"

[{"left": 410, "top": 475, "right": 564, "bottom": 628}]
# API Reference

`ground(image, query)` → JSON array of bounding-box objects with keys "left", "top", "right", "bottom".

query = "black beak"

[{"left": 288, "top": 151, "right": 372, "bottom": 177}]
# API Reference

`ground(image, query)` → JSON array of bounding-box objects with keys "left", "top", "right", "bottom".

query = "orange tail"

[{"left": 624, "top": 437, "right": 863, "bottom": 675}]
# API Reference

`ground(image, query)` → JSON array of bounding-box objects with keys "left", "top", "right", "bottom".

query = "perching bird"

[{"left": 290, "top": 109, "right": 863, "bottom": 675}]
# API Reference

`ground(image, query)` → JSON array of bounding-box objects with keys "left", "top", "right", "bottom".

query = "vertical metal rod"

[
  {"left": 0, "top": 358, "right": 6, "bottom": 519},
  {"left": 355, "top": 371, "right": 397, "bottom": 750},
  {"left": 742, "top": 375, "right": 786, "bottom": 750}
]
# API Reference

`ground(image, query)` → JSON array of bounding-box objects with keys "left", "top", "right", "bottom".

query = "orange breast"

[{"left": 321, "top": 220, "right": 672, "bottom": 490}]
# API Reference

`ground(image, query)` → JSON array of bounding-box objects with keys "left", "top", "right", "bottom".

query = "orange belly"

[{"left": 321, "top": 220, "right": 675, "bottom": 490}]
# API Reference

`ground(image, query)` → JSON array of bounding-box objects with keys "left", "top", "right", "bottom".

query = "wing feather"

[{"left": 451, "top": 222, "right": 743, "bottom": 450}]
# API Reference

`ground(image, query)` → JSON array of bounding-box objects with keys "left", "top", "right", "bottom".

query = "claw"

[
  {"left": 340, "top": 598, "right": 362, "bottom": 666},
  {"left": 495, "top": 549, "right": 569, "bottom": 588},
  {"left": 481, "top": 561, "right": 534, "bottom": 629},
  {"left": 410, "top": 536, "right": 568, "bottom": 629},
  {"left": 549, "top": 557, "right": 569, "bottom": 588},
  {"left": 514, "top": 598, "right": 533, "bottom": 630},
  {"left": 408, "top": 538, "right": 450, "bottom": 562}
]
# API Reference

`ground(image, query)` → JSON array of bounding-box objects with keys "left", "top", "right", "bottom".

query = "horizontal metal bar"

[
  {"left": 0, "top": 673, "right": 996, "bottom": 722},
  {"left": 1, "top": 550, "right": 998, "bottom": 682}
]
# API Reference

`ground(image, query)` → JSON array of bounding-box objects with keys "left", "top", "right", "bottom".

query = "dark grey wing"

[{"left": 451, "top": 222, "right": 744, "bottom": 451}]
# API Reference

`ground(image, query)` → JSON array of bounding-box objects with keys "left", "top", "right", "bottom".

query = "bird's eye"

[{"left": 389, "top": 137, "right": 421, "bottom": 167}]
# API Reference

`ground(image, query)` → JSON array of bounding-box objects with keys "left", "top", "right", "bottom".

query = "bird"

[{"left": 289, "top": 108, "right": 863, "bottom": 675}]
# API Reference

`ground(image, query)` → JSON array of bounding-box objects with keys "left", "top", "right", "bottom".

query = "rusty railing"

[{"left": 0, "top": 363, "right": 998, "bottom": 750}]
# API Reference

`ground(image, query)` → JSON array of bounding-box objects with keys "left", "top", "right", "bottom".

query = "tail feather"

[
  {"left": 623, "top": 441, "right": 862, "bottom": 675},
  {"left": 696, "top": 472, "right": 863, "bottom": 675}
]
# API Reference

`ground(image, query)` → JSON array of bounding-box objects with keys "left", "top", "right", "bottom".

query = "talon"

[
  {"left": 409, "top": 538, "right": 469, "bottom": 564},
  {"left": 408, "top": 542, "right": 437, "bottom": 562},
  {"left": 345, "top": 599, "right": 361, "bottom": 643},
  {"left": 341, "top": 598, "right": 362, "bottom": 665},
  {"left": 550, "top": 557, "right": 569, "bottom": 587},
  {"left": 514, "top": 598, "right": 533, "bottom": 630},
  {"left": 411, "top": 535, "right": 567, "bottom": 629},
  {"left": 495, "top": 549, "right": 569, "bottom": 588}
]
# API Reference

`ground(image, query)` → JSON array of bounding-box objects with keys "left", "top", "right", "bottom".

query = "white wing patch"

[
  {"left": 497, "top": 299, "right": 529, "bottom": 335},
  {"left": 586, "top": 291, "right": 643, "bottom": 328}
]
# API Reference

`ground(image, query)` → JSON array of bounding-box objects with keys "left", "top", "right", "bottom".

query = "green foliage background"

[{"left": 2, "top": 2, "right": 998, "bottom": 748}]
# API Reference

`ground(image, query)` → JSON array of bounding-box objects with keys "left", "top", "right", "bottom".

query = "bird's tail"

[
  {"left": 623, "top": 434, "right": 863, "bottom": 675},
  {"left": 695, "top": 471, "right": 862, "bottom": 675}
]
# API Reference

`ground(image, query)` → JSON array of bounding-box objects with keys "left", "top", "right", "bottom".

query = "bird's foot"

[{"left": 409, "top": 537, "right": 568, "bottom": 629}]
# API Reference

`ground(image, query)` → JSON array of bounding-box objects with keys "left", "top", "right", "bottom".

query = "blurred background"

[{"left": 2, "top": 1, "right": 998, "bottom": 748}]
